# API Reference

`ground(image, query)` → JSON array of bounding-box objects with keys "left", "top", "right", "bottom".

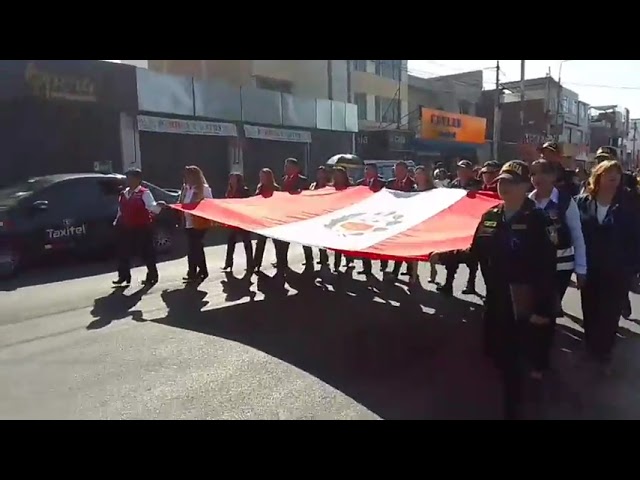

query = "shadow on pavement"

[
  {"left": 87, "top": 285, "right": 153, "bottom": 330},
  {"left": 1, "top": 229, "right": 241, "bottom": 292},
  {"left": 151, "top": 269, "right": 502, "bottom": 420}
]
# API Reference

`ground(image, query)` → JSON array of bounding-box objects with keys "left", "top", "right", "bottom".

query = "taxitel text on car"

[{"left": 46, "top": 224, "right": 87, "bottom": 239}]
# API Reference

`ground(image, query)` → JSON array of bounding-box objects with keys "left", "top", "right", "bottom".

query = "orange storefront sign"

[{"left": 420, "top": 108, "right": 487, "bottom": 144}]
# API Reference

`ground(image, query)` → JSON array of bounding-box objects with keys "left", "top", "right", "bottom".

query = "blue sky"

[{"left": 409, "top": 60, "right": 640, "bottom": 118}]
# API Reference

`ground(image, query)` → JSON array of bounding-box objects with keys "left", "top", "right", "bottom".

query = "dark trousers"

[
  {"left": 186, "top": 228, "right": 208, "bottom": 276},
  {"left": 391, "top": 261, "right": 413, "bottom": 277},
  {"left": 224, "top": 229, "right": 253, "bottom": 269},
  {"left": 580, "top": 270, "right": 630, "bottom": 363},
  {"left": 444, "top": 255, "right": 478, "bottom": 287},
  {"left": 254, "top": 236, "right": 287, "bottom": 270},
  {"left": 117, "top": 226, "right": 158, "bottom": 281},
  {"left": 532, "top": 269, "right": 574, "bottom": 371},
  {"left": 483, "top": 290, "right": 527, "bottom": 420},
  {"left": 361, "top": 258, "right": 388, "bottom": 273},
  {"left": 334, "top": 252, "right": 354, "bottom": 269},
  {"left": 302, "top": 246, "right": 328, "bottom": 266}
]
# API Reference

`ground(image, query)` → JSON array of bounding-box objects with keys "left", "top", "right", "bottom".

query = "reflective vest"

[{"left": 542, "top": 191, "right": 573, "bottom": 271}]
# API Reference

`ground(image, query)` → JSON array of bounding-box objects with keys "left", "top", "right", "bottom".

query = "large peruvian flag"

[{"left": 171, "top": 187, "right": 501, "bottom": 261}]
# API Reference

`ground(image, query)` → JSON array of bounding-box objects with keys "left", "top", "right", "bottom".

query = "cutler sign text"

[{"left": 420, "top": 108, "right": 486, "bottom": 144}]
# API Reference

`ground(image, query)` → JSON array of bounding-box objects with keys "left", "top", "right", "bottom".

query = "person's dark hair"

[
  {"left": 226, "top": 172, "right": 245, "bottom": 196},
  {"left": 365, "top": 163, "right": 378, "bottom": 171},
  {"left": 258, "top": 168, "right": 279, "bottom": 189},
  {"left": 333, "top": 167, "right": 349, "bottom": 187},
  {"left": 395, "top": 161, "right": 408, "bottom": 169}
]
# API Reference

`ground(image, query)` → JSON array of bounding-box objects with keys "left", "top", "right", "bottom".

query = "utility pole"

[
  {"left": 327, "top": 60, "right": 333, "bottom": 100},
  {"left": 492, "top": 60, "right": 500, "bottom": 162},
  {"left": 633, "top": 121, "right": 638, "bottom": 168},
  {"left": 555, "top": 60, "right": 569, "bottom": 142},
  {"left": 520, "top": 60, "right": 526, "bottom": 143},
  {"left": 545, "top": 67, "right": 552, "bottom": 139},
  {"left": 397, "top": 60, "right": 403, "bottom": 130}
]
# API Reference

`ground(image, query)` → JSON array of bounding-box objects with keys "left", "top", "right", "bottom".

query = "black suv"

[{"left": 0, "top": 173, "right": 181, "bottom": 277}]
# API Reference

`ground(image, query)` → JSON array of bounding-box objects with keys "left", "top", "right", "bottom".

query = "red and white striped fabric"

[{"left": 171, "top": 187, "right": 501, "bottom": 261}]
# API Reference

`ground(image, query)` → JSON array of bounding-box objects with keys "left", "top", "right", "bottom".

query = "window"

[
  {"left": 375, "top": 60, "right": 402, "bottom": 80},
  {"left": 375, "top": 96, "right": 399, "bottom": 124},
  {"left": 254, "top": 76, "right": 292, "bottom": 94},
  {"left": 571, "top": 99, "right": 578, "bottom": 116},
  {"left": 355, "top": 93, "right": 367, "bottom": 121},
  {"left": 579, "top": 103, "right": 587, "bottom": 120},
  {"left": 353, "top": 60, "right": 367, "bottom": 72},
  {"left": 576, "top": 129, "right": 584, "bottom": 143},
  {"left": 561, "top": 96, "right": 569, "bottom": 113},
  {"left": 459, "top": 100, "right": 471, "bottom": 115}
]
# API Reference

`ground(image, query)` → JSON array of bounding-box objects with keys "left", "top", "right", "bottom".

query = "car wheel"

[
  {"left": 0, "top": 247, "right": 21, "bottom": 278},
  {"left": 153, "top": 226, "right": 174, "bottom": 254}
]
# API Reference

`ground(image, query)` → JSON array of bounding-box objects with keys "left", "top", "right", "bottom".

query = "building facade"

[
  {"left": 0, "top": 60, "right": 138, "bottom": 187},
  {"left": 351, "top": 60, "right": 408, "bottom": 131},
  {"left": 589, "top": 105, "right": 630, "bottom": 165},
  {"left": 480, "top": 76, "right": 590, "bottom": 164},
  {"left": 134, "top": 67, "right": 357, "bottom": 192},
  {"left": 407, "top": 71, "right": 488, "bottom": 167},
  {"left": 625, "top": 118, "right": 640, "bottom": 167}
]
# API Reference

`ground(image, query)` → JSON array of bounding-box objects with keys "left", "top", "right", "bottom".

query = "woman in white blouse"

[{"left": 179, "top": 165, "right": 213, "bottom": 282}]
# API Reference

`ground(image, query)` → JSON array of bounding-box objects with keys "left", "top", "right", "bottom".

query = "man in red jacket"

[{"left": 113, "top": 169, "right": 165, "bottom": 286}]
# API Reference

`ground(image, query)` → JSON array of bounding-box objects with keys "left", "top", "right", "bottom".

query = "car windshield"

[{"left": 0, "top": 178, "right": 55, "bottom": 208}]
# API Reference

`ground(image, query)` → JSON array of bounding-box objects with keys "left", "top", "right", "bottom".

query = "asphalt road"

[{"left": 1, "top": 242, "right": 640, "bottom": 420}]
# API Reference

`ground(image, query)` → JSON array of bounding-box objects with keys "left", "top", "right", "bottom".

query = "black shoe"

[
  {"left": 462, "top": 284, "right": 476, "bottom": 295},
  {"left": 183, "top": 272, "right": 198, "bottom": 281},
  {"left": 112, "top": 277, "right": 131, "bottom": 286},
  {"left": 142, "top": 277, "right": 158, "bottom": 286},
  {"left": 357, "top": 269, "right": 372, "bottom": 276},
  {"left": 199, "top": 271, "right": 209, "bottom": 281},
  {"left": 437, "top": 284, "right": 453, "bottom": 296},
  {"left": 622, "top": 306, "right": 632, "bottom": 319}
]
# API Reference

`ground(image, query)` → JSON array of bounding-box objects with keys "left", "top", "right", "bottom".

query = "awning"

[{"left": 411, "top": 138, "right": 483, "bottom": 157}]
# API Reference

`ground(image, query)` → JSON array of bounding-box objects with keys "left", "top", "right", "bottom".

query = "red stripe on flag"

[
  {"left": 171, "top": 187, "right": 374, "bottom": 231},
  {"left": 338, "top": 191, "right": 500, "bottom": 261}
]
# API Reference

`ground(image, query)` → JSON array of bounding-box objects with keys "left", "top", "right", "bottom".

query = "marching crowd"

[{"left": 111, "top": 141, "right": 640, "bottom": 420}]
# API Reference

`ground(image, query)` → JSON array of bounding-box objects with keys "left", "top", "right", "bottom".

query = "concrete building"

[
  {"left": 479, "top": 76, "right": 590, "bottom": 164},
  {"left": 128, "top": 61, "right": 409, "bottom": 127},
  {"left": 350, "top": 60, "right": 408, "bottom": 131},
  {"left": 407, "top": 71, "right": 488, "bottom": 166},
  {"left": 589, "top": 105, "right": 630, "bottom": 164},
  {"left": 625, "top": 118, "right": 640, "bottom": 167},
  {"left": 147, "top": 60, "right": 353, "bottom": 103}
]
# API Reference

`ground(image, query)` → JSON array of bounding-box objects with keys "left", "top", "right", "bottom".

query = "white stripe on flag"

[{"left": 257, "top": 188, "right": 469, "bottom": 250}]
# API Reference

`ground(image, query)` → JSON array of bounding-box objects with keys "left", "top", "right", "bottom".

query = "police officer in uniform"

[
  {"left": 468, "top": 161, "right": 557, "bottom": 419},
  {"left": 113, "top": 169, "right": 165, "bottom": 286},
  {"left": 529, "top": 158, "right": 587, "bottom": 376},
  {"left": 540, "top": 141, "right": 580, "bottom": 197}
]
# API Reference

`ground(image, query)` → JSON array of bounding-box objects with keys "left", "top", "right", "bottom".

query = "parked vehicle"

[
  {"left": 364, "top": 160, "right": 416, "bottom": 181},
  {"left": 0, "top": 173, "right": 181, "bottom": 278}
]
